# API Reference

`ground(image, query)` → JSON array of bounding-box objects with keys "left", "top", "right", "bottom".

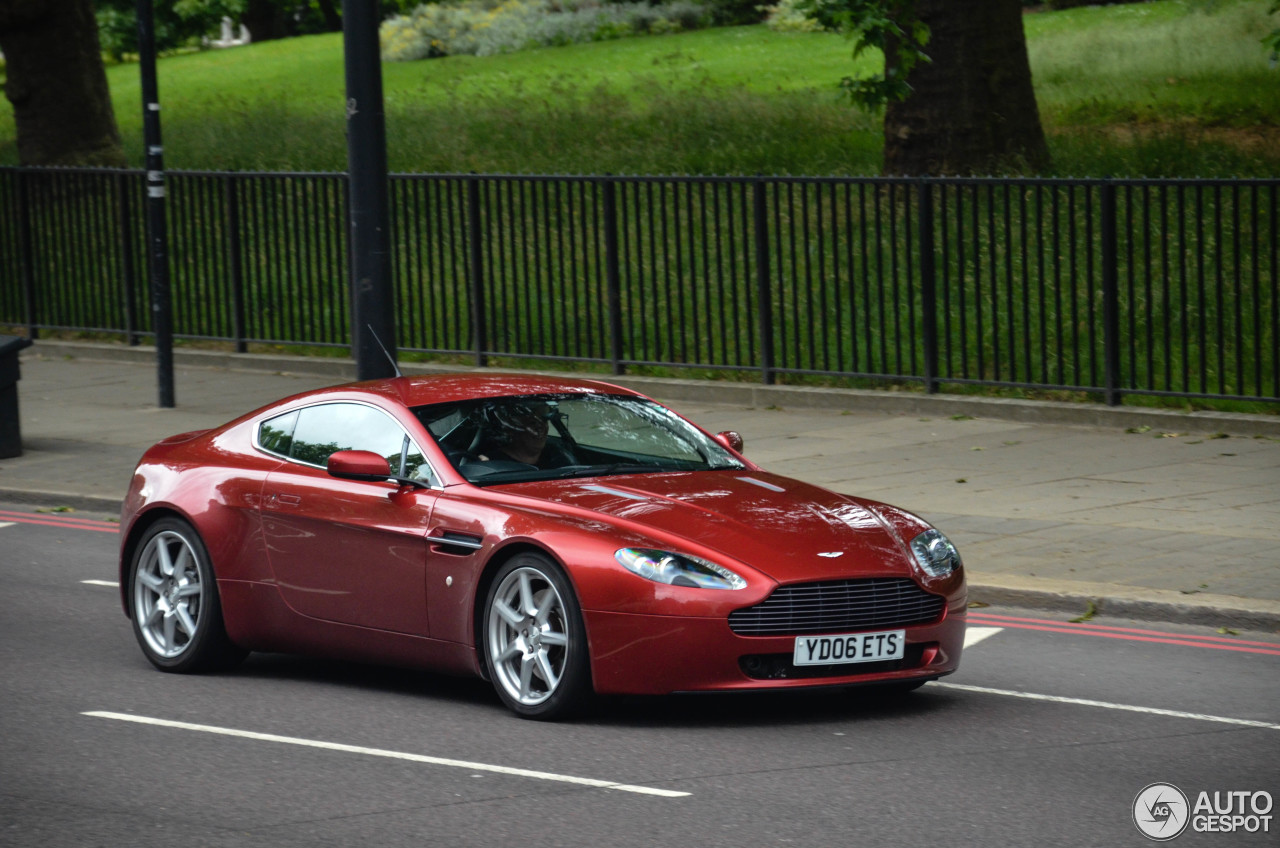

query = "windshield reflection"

[{"left": 414, "top": 393, "right": 744, "bottom": 486}]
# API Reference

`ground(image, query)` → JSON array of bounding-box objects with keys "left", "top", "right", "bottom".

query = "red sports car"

[{"left": 119, "top": 374, "right": 966, "bottom": 719}]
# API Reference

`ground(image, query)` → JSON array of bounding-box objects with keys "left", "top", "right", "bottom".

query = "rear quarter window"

[{"left": 258, "top": 410, "right": 299, "bottom": 457}]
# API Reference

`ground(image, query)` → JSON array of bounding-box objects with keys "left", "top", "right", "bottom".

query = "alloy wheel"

[
  {"left": 133, "top": 529, "right": 206, "bottom": 659},
  {"left": 486, "top": 565, "right": 571, "bottom": 706}
]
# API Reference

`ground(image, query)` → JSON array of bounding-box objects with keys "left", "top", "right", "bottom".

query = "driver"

[{"left": 475, "top": 400, "right": 571, "bottom": 468}]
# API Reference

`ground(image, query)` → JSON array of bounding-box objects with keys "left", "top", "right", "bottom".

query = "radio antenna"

[{"left": 366, "top": 323, "right": 402, "bottom": 379}]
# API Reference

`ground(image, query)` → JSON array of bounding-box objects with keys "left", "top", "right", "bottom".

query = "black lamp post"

[
  {"left": 344, "top": 1, "right": 397, "bottom": 380},
  {"left": 136, "top": 0, "right": 175, "bottom": 407}
]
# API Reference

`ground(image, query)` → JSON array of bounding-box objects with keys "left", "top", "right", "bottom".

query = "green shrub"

[
  {"left": 762, "top": 0, "right": 822, "bottom": 32},
  {"left": 380, "top": 0, "right": 714, "bottom": 60}
]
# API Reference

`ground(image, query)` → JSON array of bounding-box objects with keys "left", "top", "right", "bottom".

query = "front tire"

[
  {"left": 128, "top": 517, "right": 246, "bottom": 673},
  {"left": 482, "top": 553, "right": 592, "bottom": 720}
]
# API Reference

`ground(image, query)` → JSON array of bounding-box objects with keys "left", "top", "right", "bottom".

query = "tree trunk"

[
  {"left": 0, "top": 0, "right": 126, "bottom": 167},
  {"left": 883, "top": 0, "right": 1049, "bottom": 176}
]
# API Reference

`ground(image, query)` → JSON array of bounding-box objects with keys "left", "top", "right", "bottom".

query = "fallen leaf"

[{"left": 1069, "top": 600, "right": 1098, "bottom": 623}]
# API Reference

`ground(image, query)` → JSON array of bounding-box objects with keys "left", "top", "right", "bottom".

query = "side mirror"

[
  {"left": 327, "top": 450, "right": 393, "bottom": 483},
  {"left": 714, "top": 430, "right": 744, "bottom": 453}
]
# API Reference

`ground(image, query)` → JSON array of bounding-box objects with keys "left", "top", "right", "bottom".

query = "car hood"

[{"left": 504, "top": 471, "right": 918, "bottom": 583}]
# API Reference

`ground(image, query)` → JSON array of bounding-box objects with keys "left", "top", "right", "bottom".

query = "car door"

[{"left": 260, "top": 401, "right": 438, "bottom": 636}]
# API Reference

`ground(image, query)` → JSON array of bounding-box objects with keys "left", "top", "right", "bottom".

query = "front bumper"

[{"left": 583, "top": 606, "right": 965, "bottom": 695}]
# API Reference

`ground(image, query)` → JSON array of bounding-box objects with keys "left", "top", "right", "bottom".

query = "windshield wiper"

[
  {"left": 470, "top": 462, "right": 691, "bottom": 486},
  {"left": 557, "top": 462, "right": 680, "bottom": 478}
]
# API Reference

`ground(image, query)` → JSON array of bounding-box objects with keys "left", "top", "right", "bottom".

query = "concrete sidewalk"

[{"left": 4, "top": 341, "right": 1279, "bottom": 630}]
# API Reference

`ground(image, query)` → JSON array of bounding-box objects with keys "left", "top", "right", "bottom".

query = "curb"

[
  {"left": 967, "top": 576, "right": 1280, "bottom": 634},
  {"left": 0, "top": 487, "right": 123, "bottom": 515},
  {"left": 24, "top": 340, "right": 1280, "bottom": 437},
  {"left": 2, "top": 484, "right": 1276, "bottom": 633}
]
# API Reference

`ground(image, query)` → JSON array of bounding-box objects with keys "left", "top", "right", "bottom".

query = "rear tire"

[
  {"left": 128, "top": 517, "right": 246, "bottom": 673},
  {"left": 482, "top": 553, "right": 592, "bottom": 720}
]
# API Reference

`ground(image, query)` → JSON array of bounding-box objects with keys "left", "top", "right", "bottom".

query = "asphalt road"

[{"left": 2, "top": 504, "right": 1277, "bottom": 847}]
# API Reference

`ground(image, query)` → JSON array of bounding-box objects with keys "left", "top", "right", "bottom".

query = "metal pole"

[
  {"left": 16, "top": 169, "right": 37, "bottom": 339},
  {"left": 1101, "top": 181, "right": 1122, "bottom": 406},
  {"left": 225, "top": 178, "right": 247, "bottom": 353},
  {"left": 116, "top": 171, "right": 139, "bottom": 346},
  {"left": 918, "top": 181, "right": 939, "bottom": 394},
  {"left": 344, "top": 0, "right": 397, "bottom": 380},
  {"left": 136, "top": 0, "right": 174, "bottom": 407},
  {"left": 602, "top": 178, "right": 624, "bottom": 375},
  {"left": 753, "top": 179, "right": 775, "bottom": 385},
  {"left": 466, "top": 176, "right": 487, "bottom": 367}
]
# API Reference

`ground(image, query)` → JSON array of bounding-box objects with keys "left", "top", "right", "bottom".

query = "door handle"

[{"left": 269, "top": 493, "right": 302, "bottom": 507}]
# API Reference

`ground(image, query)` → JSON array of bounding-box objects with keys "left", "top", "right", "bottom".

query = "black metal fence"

[{"left": 1, "top": 167, "right": 1276, "bottom": 404}]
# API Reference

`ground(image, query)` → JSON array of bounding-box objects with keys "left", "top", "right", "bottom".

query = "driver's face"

[{"left": 509, "top": 404, "right": 550, "bottom": 447}]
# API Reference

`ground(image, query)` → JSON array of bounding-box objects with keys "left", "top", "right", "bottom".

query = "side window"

[
  {"left": 289, "top": 403, "right": 410, "bottom": 471},
  {"left": 258, "top": 410, "right": 299, "bottom": 457}
]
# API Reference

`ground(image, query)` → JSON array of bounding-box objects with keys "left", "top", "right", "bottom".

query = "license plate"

[{"left": 793, "top": 630, "right": 905, "bottom": 666}]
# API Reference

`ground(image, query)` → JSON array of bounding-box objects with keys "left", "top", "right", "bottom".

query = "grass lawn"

[{"left": 1, "top": 0, "right": 1277, "bottom": 175}]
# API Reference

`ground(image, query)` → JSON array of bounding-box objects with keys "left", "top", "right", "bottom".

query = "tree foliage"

[
  {"left": 91, "top": 0, "right": 377, "bottom": 57},
  {"left": 95, "top": 0, "right": 242, "bottom": 60},
  {"left": 1266, "top": 1, "right": 1279, "bottom": 66},
  {"left": 798, "top": 0, "right": 928, "bottom": 110}
]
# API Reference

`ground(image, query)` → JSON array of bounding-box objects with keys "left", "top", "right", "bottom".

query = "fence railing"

[{"left": 1, "top": 167, "right": 1276, "bottom": 404}]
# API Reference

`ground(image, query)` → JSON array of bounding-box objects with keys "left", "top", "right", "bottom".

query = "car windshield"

[{"left": 413, "top": 393, "right": 744, "bottom": 485}]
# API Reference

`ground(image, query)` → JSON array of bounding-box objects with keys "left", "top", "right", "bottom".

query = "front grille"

[{"left": 729, "top": 578, "right": 945, "bottom": 636}]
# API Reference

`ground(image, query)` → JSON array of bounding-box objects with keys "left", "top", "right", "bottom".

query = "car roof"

[{"left": 290, "top": 372, "right": 644, "bottom": 411}]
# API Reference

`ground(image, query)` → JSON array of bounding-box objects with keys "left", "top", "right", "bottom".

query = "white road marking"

[
  {"left": 82, "top": 580, "right": 119, "bottom": 587},
  {"left": 935, "top": 682, "right": 1280, "bottom": 731},
  {"left": 0, "top": 522, "right": 14, "bottom": 529},
  {"left": 963, "top": 626, "right": 1002, "bottom": 648},
  {"left": 83, "top": 711, "right": 691, "bottom": 797}
]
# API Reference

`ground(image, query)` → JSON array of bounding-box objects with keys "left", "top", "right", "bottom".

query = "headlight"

[
  {"left": 615, "top": 548, "right": 746, "bottom": 590},
  {"left": 909, "top": 529, "right": 962, "bottom": 578}
]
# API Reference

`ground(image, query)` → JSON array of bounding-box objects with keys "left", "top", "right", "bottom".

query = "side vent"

[{"left": 430, "top": 531, "right": 483, "bottom": 556}]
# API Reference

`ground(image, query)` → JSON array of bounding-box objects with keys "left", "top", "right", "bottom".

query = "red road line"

[
  {"left": 0, "top": 509, "right": 118, "bottom": 525},
  {"left": 967, "top": 616, "right": 1280, "bottom": 656},
  {"left": 0, "top": 513, "right": 120, "bottom": 534},
  {"left": 0, "top": 509, "right": 119, "bottom": 528},
  {"left": 969, "top": 611, "right": 1280, "bottom": 648}
]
